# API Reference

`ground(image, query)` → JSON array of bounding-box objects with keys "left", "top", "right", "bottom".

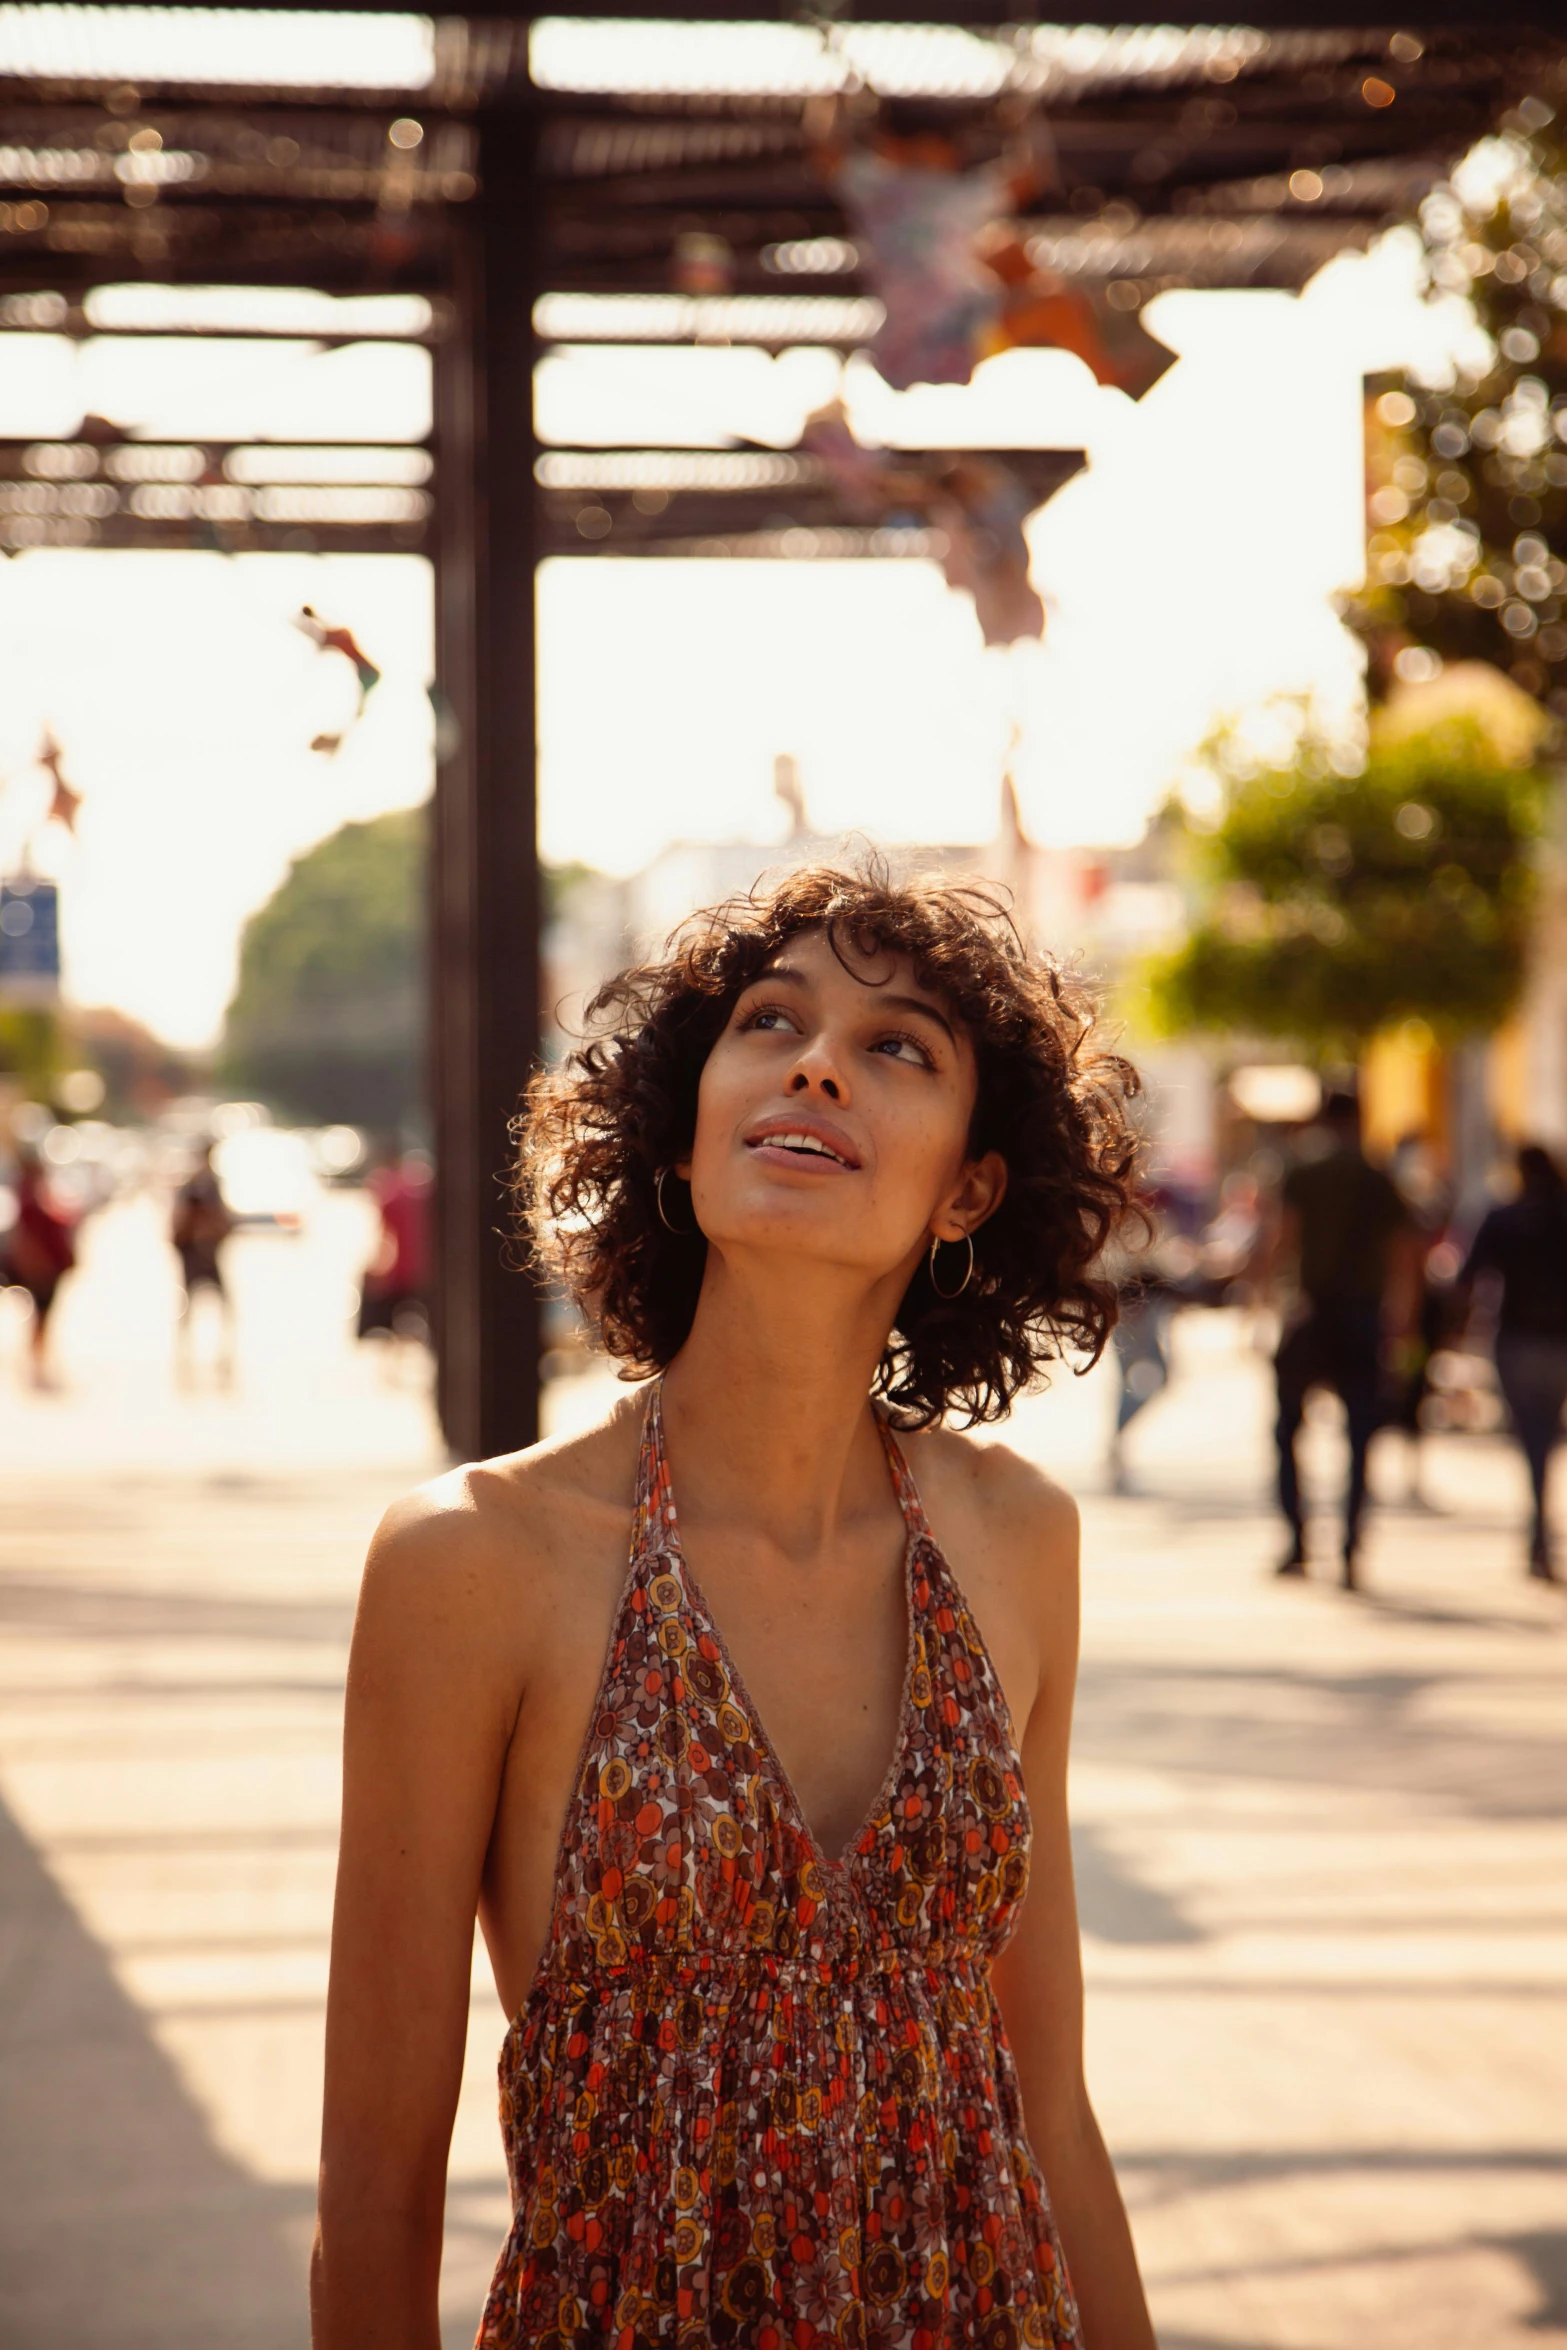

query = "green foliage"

[
  {"left": 544, "top": 861, "right": 596, "bottom": 921},
  {"left": 0, "top": 1005, "right": 64, "bottom": 1094},
  {"left": 0, "top": 1000, "right": 193, "bottom": 1116},
  {"left": 1145, "top": 720, "right": 1548, "bottom": 1055},
  {"left": 1351, "top": 112, "right": 1567, "bottom": 712},
  {"left": 220, "top": 807, "right": 425, "bottom": 1130}
]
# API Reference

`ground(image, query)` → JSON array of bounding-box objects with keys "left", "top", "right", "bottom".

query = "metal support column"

[{"left": 431, "top": 95, "right": 542, "bottom": 1461}]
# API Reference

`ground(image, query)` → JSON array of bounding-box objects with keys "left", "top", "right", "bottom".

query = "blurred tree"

[
  {"left": 0, "top": 1005, "right": 64, "bottom": 1097},
  {"left": 221, "top": 808, "right": 424, "bottom": 1131},
  {"left": 69, "top": 1006, "right": 194, "bottom": 1121},
  {"left": 1350, "top": 100, "right": 1567, "bottom": 717},
  {"left": 2, "top": 996, "right": 191, "bottom": 1117},
  {"left": 1145, "top": 715, "right": 1548, "bottom": 1058}
]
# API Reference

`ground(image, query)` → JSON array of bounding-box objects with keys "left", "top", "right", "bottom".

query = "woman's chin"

[{"left": 699, "top": 1206, "right": 911, "bottom": 1281}]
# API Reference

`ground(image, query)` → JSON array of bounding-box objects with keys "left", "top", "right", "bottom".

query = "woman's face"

[{"left": 681, "top": 926, "right": 1006, "bottom": 1283}]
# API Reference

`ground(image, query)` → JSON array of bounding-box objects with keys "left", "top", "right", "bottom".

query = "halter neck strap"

[
  {"left": 875, "top": 1413, "right": 933, "bottom": 1545},
  {"left": 632, "top": 1380, "right": 680, "bottom": 1562}
]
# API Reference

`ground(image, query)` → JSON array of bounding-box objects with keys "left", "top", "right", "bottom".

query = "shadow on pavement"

[
  {"left": 1511, "top": 2229, "right": 1567, "bottom": 2331},
  {"left": 0, "top": 1791, "right": 310, "bottom": 2349},
  {"left": 1072, "top": 1819, "right": 1204, "bottom": 1945},
  {"left": 1075, "top": 1657, "right": 1565, "bottom": 1819},
  {"left": 1122, "top": 2154, "right": 1567, "bottom": 2342},
  {"left": 0, "top": 1570, "right": 353, "bottom": 1648},
  {"left": 1355, "top": 1587, "right": 1565, "bottom": 1636}
]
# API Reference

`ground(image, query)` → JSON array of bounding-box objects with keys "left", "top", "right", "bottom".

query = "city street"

[{"left": 0, "top": 1201, "right": 1563, "bottom": 2348}]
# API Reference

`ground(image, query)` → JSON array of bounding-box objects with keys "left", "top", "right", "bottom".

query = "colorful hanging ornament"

[
  {"left": 37, "top": 729, "right": 81, "bottom": 832},
  {"left": 836, "top": 142, "right": 1009, "bottom": 391},
  {"left": 294, "top": 607, "right": 383, "bottom": 755},
  {"left": 928, "top": 457, "right": 1044, "bottom": 648},
  {"left": 800, "top": 401, "right": 1044, "bottom": 647},
  {"left": 817, "top": 105, "right": 1159, "bottom": 397}
]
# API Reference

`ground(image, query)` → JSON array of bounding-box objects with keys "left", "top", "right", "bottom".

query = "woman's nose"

[{"left": 785, "top": 1037, "right": 848, "bottom": 1104}]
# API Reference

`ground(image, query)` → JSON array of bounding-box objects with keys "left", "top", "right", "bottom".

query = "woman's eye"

[
  {"left": 743, "top": 1005, "right": 795, "bottom": 1033},
  {"left": 871, "top": 1033, "right": 933, "bottom": 1068}
]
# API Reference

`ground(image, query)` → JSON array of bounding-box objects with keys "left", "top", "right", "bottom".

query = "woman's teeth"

[{"left": 768, "top": 1132, "right": 841, "bottom": 1161}]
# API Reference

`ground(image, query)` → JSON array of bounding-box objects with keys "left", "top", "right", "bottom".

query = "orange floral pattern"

[{"left": 477, "top": 1384, "right": 1079, "bottom": 2350}]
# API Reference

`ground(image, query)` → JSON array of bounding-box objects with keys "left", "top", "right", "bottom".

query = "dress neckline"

[{"left": 642, "top": 1378, "right": 926, "bottom": 1876}]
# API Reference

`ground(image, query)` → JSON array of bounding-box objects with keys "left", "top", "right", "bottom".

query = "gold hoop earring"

[
  {"left": 655, "top": 1168, "right": 692, "bottom": 1236},
  {"left": 928, "top": 1232, "right": 974, "bottom": 1299}
]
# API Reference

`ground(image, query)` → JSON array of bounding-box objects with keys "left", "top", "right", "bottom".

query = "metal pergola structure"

[{"left": 0, "top": 4, "right": 1558, "bottom": 1455}]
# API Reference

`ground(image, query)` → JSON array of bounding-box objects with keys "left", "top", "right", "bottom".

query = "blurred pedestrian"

[
  {"left": 172, "top": 1140, "right": 236, "bottom": 1382},
  {"left": 2, "top": 1144, "right": 76, "bottom": 1389},
  {"left": 1384, "top": 1132, "right": 1456, "bottom": 1510},
  {"left": 1108, "top": 1281, "right": 1172, "bottom": 1493},
  {"left": 1459, "top": 1142, "right": 1567, "bottom": 1581},
  {"left": 1263, "top": 1090, "right": 1418, "bottom": 1589},
  {"left": 357, "top": 1142, "right": 431, "bottom": 1360},
  {"left": 1106, "top": 1186, "right": 1188, "bottom": 1494}
]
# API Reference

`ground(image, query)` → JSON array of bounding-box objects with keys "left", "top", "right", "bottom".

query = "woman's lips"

[{"left": 743, "top": 1117, "right": 861, "bottom": 1170}]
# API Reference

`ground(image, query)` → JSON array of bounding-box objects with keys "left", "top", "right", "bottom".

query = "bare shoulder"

[
  {"left": 356, "top": 1387, "right": 646, "bottom": 1644},
  {"left": 901, "top": 1421, "right": 1081, "bottom": 1740},
  {"left": 905, "top": 1421, "right": 1079, "bottom": 1578}
]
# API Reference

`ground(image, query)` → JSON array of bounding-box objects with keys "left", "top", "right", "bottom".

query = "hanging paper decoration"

[
  {"left": 820, "top": 110, "right": 1158, "bottom": 397},
  {"left": 973, "top": 222, "right": 1118, "bottom": 381},
  {"left": 800, "top": 400, "right": 1044, "bottom": 647},
  {"left": 836, "top": 145, "right": 1010, "bottom": 391},
  {"left": 37, "top": 729, "right": 81, "bottom": 833},
  {"left": 294, "top": 607, "right": 383, "bottom": 755},
  {"left": 928, "top": 456, "right": 1044, "bottom": 649},
  {"left": 799, "top": 104, "right": 1153, "bottom": 640},
  {"left": 798, "top": 398, "right": 892, "bottom": 518},
  {"left": 297, "top": 606, "right": 382, "bottom": 698}
]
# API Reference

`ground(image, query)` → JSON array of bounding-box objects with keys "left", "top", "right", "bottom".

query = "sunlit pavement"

[
  {"left": 1011, "top": 1318, "right": 1567, "bottom": 2350},
  {"left": 0, "top": 1206, "right": 1562, "bottom": 2348}
]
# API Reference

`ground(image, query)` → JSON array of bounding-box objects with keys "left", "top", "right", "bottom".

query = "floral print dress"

[{"left": 478, "top": 1383, "right": 1081, "bottom": 2350}]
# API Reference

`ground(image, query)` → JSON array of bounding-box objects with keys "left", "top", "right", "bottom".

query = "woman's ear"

[{"left": 932, "top": 1150, "right": 1007, "bottom": 1243}]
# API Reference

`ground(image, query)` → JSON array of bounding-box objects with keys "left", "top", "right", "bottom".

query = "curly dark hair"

[{"left": 517, "top": 861, "right": 1144, "bottom": 1427}]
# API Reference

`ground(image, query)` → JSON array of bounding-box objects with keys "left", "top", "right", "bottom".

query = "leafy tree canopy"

[
  {"left": 1144, "top": 707, "right": 1549, "bottom": 1058},
  {"left": 1350, "top": 104, "right": 1567, "bottom": 717},
  {"left": 221, "top": 807, "right": 424, "bottom": 1132}
]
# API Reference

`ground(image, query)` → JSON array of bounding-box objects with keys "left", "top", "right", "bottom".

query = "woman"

[
  {"left": 313, "top": 865, "right": 1156, "bottom": 2349},
  {"left": 1461, "top": 1141, "right": 1567, "bottom": 1579}
]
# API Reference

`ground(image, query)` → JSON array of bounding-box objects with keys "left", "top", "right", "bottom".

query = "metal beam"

[
  {"left": 431, "top": 92, "right": 543, "bottom": 1462},
  {"left": 54, "top": 1, "right": 1567, "bottom": 24}
]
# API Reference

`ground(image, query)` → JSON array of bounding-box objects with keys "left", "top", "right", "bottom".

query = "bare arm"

[
  {"left": 990, "top": 1490, "right": 1156, "bottom": 2350},
  {"left": 311, "top": 1494, "right": 522, "bottom": 2348}
]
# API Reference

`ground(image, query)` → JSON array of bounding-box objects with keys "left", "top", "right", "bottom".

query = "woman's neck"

[{"left": 659, "top": 1250, "right": 907, "bottom": 1563}]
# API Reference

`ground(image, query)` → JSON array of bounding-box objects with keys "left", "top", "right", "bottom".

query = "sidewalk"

[{"left": 0, "top": 1229, "right": 1562, "bottom": 2348}]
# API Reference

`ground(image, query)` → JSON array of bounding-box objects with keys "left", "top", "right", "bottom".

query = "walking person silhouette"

[
  {"left": 1264, "top": 1090, "right": 1419, "bottom": 1589},
  {"left": 1459, "top": 1142, "right": 1567, "bottom": 1581}
]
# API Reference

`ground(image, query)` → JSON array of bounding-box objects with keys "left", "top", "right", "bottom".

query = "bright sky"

[{"left": 0, "top": 229, "right": 1460, "bottom": 1048}]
